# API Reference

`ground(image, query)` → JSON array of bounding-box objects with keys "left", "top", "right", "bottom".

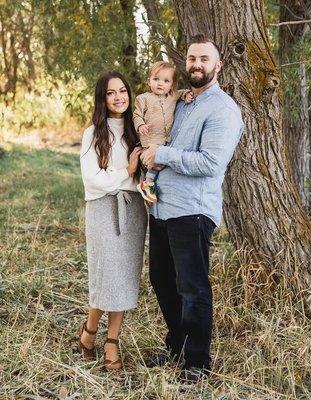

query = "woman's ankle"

[{"left": 85, "top": 320, "right": 98, "bottom": 335}]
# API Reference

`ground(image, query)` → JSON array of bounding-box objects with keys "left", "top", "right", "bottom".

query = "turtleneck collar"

[{"left": 107, "top": 117, "right": 124, "bottom": 130}]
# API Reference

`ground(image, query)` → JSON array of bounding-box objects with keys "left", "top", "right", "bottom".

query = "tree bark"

[
  {"left": 279, "top": 0, "right": 311, "bottom": 213},
  {"left": 173, "top": 0, "right": 311, "bottom": 289}
]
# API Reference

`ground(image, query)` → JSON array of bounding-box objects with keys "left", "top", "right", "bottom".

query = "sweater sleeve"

[
  {"left": 133, "top": 94, "right": 147, "bottom": 131},
  {"left": 80, "top": 127, "right": 129, "bottom": 197}
]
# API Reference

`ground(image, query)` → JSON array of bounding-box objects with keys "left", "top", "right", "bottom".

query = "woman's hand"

[{"left": 127, "top": 147, "right": 143, "bottom": 176}]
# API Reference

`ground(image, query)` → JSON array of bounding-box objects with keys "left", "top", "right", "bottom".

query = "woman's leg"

[
  {"left": 81, "top": 307, "right": 103, "bottom": 349},
  {"left": 104, "top": 311, "right": 124, "bottom": 361}
]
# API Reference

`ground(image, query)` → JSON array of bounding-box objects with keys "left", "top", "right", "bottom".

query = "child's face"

[{"left": 149, "top": 68, "right": 174, "bottom": 96}]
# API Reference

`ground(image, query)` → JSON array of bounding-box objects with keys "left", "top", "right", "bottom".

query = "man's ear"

[{"left": 216, "top": 60, "right": 222, "bottom": 73}]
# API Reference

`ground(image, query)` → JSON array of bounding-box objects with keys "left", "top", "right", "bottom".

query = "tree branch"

[
  {"left": 269, "top": 19, "right": 311, "bottom": 27},
  {"left": 280, "top": 60, "right": 311, "bottom": 67}
]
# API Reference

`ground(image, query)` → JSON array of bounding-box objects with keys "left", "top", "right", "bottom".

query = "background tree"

[
  {"left": 0, "top": 0, "right": 37, "bottom": 103},
  {"left": 279, "top": 0, "right": 311, "bottom": 213},
  {"left": 141, "top": 0, "right": 162, "bottom": 61},
  {"left": 140, "top": 0, "right": 187, "bottom": 86},
  {"left": 173, "top": 0, "right": 311, "bottom": 290},
  {"left": 119, "top": 0, "right": 141, "bottom": 91}
]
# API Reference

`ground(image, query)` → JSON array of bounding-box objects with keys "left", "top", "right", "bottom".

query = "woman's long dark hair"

[{"left": 92, "top": 71, "right": 141, "bottom": 181}]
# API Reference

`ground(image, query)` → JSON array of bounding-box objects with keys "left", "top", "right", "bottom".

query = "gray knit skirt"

[{"left": 85, "top": 191, "right": 147, "bottom": 311}]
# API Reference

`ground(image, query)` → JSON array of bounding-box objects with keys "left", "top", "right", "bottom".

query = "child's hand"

[
  {"left": 138, "top": 124, "right": 149, "bottom": 136},
  {"left": 184, "top": 90, "right": 194, "bottom": 104}
]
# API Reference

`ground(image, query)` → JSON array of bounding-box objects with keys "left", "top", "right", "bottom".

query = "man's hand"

[
  {"left": 140, "top": 144, "right": 159, "bottom": 169},
  {"left": 152, "top": 163, "right": 165, "bottom": 171}
]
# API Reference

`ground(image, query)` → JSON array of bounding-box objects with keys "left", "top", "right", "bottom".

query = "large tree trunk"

[
  {"left": 279, "top": 0, "right": 311, "bottom": 213},
  {"left": 173, "top": 0, "right": 311, "bottom": 290}
]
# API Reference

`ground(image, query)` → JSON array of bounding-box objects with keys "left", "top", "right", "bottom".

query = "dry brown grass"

[{"left": 0, "top": 146, "right": 310, "bottom": 399}]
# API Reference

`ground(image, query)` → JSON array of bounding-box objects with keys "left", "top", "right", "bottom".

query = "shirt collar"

[{"left": 194, "top": 82, "right": 220, "bottom": 104}]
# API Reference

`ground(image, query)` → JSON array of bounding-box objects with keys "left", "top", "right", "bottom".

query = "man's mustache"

[{"left": 189, "top": 67, "right": 204, "bottom": 73}]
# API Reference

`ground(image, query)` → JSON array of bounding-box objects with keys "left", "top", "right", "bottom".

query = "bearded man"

[{"left": 141, "top": 34, "right": 244, "bottom": 384}]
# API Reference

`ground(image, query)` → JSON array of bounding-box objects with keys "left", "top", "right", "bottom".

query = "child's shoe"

[{"left": 137, "top": 181, "right": 157, "bottom": 203}]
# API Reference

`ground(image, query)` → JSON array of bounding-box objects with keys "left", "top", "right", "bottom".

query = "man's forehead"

[{"left": 187, "top": 42, "right": 218, "bottom": 58}]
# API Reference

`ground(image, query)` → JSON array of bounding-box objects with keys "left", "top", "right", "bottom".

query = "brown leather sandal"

[
  {"left": 77, "top": 321, "right": 97, "bottom": 362},
  {"left": 103, "top": 338, "right": 122, "bottom": 370}
]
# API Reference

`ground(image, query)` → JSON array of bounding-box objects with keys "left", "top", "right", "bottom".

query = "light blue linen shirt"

[{"left": 150, "top": 82, "right": 244, "bottom": 226}]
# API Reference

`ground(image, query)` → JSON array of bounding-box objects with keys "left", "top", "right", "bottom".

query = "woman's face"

[{"left": 105, "top": 77, "right": 129, "bottom": 118}]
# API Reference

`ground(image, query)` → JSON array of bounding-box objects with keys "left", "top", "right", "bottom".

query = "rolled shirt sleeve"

[{"left": 155, "top": 108, "right": 243, "bottom": 177}]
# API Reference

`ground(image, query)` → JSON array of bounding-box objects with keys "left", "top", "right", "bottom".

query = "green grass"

[{"left": 0, "top": 146, "right": 310, "bottom": 399}]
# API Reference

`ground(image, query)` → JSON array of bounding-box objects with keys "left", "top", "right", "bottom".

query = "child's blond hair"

[{"left": 148, "top": 61, "right": 177, "bottom": 93}]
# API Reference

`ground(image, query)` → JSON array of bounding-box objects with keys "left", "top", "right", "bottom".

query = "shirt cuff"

[{"left": 155, "top": 145, "right": 172, "bottom": 165}]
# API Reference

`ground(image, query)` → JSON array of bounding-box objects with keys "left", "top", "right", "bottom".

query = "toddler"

[{"left": 133, "top": 61, "right": 193, "bottom": 203}]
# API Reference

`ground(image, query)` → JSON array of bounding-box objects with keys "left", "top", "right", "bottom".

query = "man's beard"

[{"left": 187, "top": 66, "right": 216, "bottom": 88}]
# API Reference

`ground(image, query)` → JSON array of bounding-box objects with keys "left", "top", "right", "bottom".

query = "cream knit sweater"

[{"left": 80, "top": 118, "right": 138, "bottom": 201}]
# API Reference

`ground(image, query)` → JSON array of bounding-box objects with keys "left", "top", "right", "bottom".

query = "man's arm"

[{"left": 155, "top": 108, "right": 244, "bottom": 177}]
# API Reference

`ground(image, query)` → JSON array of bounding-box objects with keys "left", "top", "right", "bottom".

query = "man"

[{"left": 141, "top": 34, "right": 244, "bottom": 384}]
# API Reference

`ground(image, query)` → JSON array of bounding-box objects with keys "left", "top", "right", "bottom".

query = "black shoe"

[
  {"left": 178, "top": 366, "right": 210, "bottom": 385},
  {"left": 144, "top": 353, "right": 170, "bottom": 368}
]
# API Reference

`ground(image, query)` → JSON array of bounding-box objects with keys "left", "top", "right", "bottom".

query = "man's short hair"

[{"left": 188, "top": 34, "right": 221, "bottom": 59}]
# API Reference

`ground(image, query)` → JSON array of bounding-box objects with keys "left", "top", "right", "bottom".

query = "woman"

[{"left": 78, "top": 71, "right": 147, "bottom": 370}]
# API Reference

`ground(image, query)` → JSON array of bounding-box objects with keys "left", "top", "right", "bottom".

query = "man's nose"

[{"left": 193, "top": 60, "right": 202, "bottom": 69}]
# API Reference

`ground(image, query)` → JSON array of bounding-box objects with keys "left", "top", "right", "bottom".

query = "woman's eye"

[
  {"left": 120, "top": 89, "right": 127, "bottom": 93},
  {"left": 107, "top": 92, "right": 113, "bottom": 96}
]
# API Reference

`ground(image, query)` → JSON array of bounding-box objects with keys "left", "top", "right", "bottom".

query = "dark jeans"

[{"left": 149, "top": 214, "right": 216, "bottom": 369}]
